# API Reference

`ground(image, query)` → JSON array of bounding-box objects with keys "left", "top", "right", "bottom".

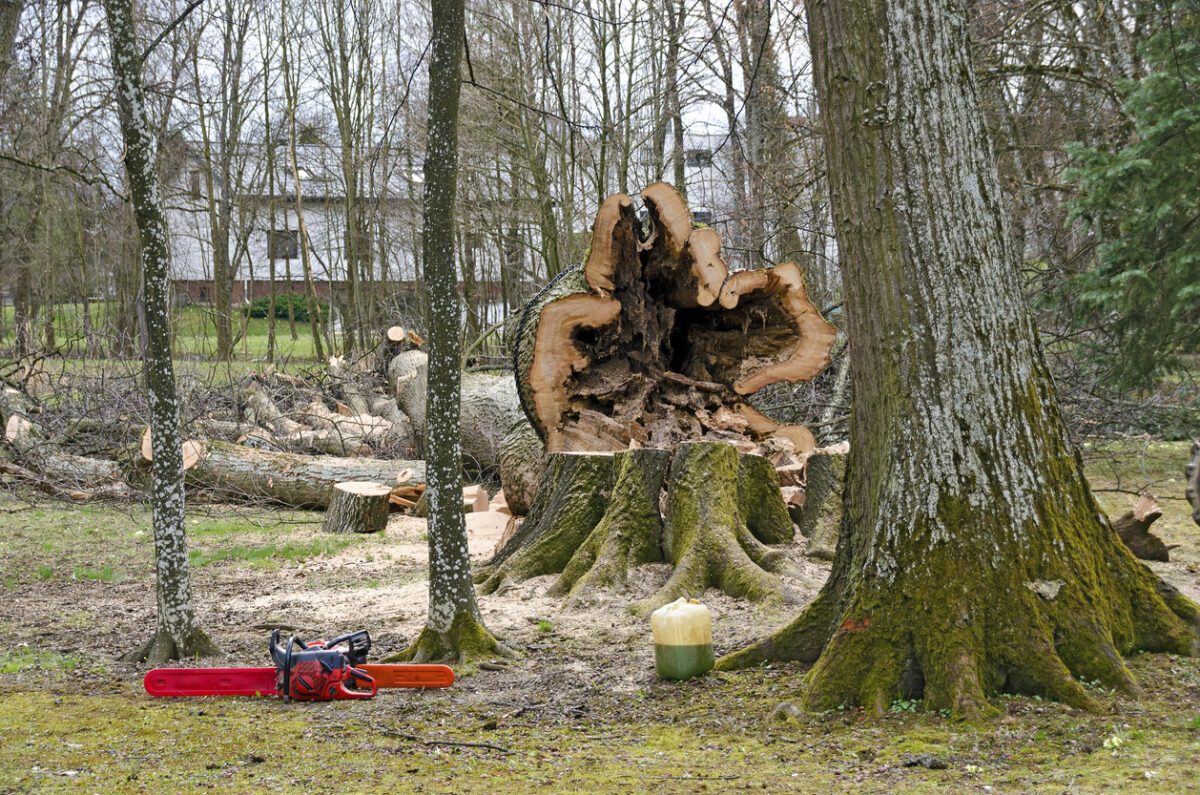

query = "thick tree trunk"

[
  {"left": 105, "top": 0, "right": 217, "bottom": 662},
  {"left": 186, "top": 440, "right": 422, "bottom": 508},
  {"left": 717, "top": 0, "right": 1198, "bottom": 718}
]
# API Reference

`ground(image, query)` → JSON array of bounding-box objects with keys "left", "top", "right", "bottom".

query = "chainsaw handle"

[{"left": 340, "top": 666, "right": 377, "bottom": 699}]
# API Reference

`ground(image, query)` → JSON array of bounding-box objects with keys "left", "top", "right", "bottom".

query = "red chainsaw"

[{"left": 144, "top": 629, "right": 453, "bottom": 701}]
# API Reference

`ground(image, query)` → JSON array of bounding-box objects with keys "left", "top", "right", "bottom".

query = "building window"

[
  {"left": 692, "top": 209, "right": 713, "bottom": 225},
  {"left": 685, "top": 149, "right": 713, "bottom": 168},
  {"left": 269, "top": 229, "right": 299, "bottom": 259},
  {"left": 189, "top": 170, "right": 202, "bottom": 199}
]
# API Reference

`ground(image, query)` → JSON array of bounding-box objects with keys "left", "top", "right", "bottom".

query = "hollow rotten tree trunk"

[
  {"left": 479, "top": 182, "right": 835, "bottom": 611},
  {"left": 715, "top": 0, "right": 1198, "bottom": 718}
]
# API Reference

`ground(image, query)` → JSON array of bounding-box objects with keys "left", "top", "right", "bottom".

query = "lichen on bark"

[{"left": 105, "top": 0, "right": 215, "bottom": 662}]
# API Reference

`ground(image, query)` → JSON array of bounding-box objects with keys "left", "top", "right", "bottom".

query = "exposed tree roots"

[
  {"left": 382, "top": 611, "right": 515, "bottom": 668},
  {"left": 718, "top": 490, "right": 1200, "bottom": 720},
  {"left": 476, "top": 441, "right": 795, "bottom": 615},
  {"left": 120, "top": 624, "right": 220, "bottom": 665}
]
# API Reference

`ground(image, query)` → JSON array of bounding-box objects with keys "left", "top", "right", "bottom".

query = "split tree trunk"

[
  {"left": 491, "top": 182, "right": 834, "bottom": 604},
  {"left": 321, "top": 482, "right": 391, "bottom": 534},
  {"left": 716, "top": 0, "right": 1198, "bottom": 718}
]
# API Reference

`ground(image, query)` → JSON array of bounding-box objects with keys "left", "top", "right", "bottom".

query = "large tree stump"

[
  {"left": 478, "top": 442, "right": 797, "bottom": 613},
  {"left": 322, "top": 482, "right": 392, "bottom": 534},
  {"left": 487, "top": 183, "right": 834, "bottom": 606}
]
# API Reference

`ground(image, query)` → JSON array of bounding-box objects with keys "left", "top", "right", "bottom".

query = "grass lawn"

[
  {"left": 1, "top": 302, "right": 331, "bottom": 365},
  {"left": 0, "top": 443, "right": 1198, "bottom": 792}
]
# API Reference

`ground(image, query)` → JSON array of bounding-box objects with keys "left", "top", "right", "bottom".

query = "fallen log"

[
  {"left": 5, "top": 413, "right": 125, "bottom": 490},
  {"left": 140, "top": 426, "right": 205, "bottom": 470},
  {"left": 186, "top": 440, "right": 424, "bottom": 508},
  {"left": 497, "top": 419, "right": 545, "bottom": 515},
  {"left": 322, "top": 481, "right": 392, "bottom": 534},
  {"left": 387, "top": 349, "right": 523, "bottom": 472},
  {"left": 1112, "top": 494, "right": 1173, "bottom": 562}
]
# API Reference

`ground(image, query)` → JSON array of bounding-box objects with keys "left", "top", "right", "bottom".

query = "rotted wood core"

[{"left": 513, "top": 182, "right": 835, "bottom": 456}]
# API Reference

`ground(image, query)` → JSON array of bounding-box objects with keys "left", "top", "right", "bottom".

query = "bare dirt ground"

[{"left": 0, "top": 441, "right": 1198, "bottom": 793}]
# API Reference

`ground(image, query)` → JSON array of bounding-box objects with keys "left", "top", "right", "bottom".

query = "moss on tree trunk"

[
  {"left": 716, "top": 0, "right": 1199, "bottom": 718},
  {"left": 479, "top": 442, "right": 795, "bottom": 614}
]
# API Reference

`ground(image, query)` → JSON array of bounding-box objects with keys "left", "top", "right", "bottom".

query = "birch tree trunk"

[
  {"left": 718, "top": 0, "right": 1198, "bottom": 717},
  {"left": 386, "top": 0, "right": 507, "bottom": 664},
  {"left": 104, "top": 0, "right": 218, "bottom": 662}
]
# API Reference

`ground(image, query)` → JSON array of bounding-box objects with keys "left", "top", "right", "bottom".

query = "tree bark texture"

[
  {"left": 392, "top": 0, "right": 504, "bottom": 664},
  {"left": 186, "top": 440, "right": 422, "bottom": 508},
  {"left": 388, "top": 350, "right": 524, "bottom": 473},
  {"left": 717, "top": 0, "right": 1198, "bottom": 717},
  {"left": 105, "top": 0, "right": 216, "bottom": 662}
]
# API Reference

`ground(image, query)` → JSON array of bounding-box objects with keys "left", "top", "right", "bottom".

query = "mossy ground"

[{"left": 0, "top": 441, "right": 1197, "bottom": 792}]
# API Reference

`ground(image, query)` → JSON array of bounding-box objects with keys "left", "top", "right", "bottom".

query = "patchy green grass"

[
  {"left": 70, "top": 565, "right": 121, "bottom": 582},
  {"left": 0, "top": 648, "right": 78, "bottom": 674},
  {"left": 0, "top": 442, "right": 1197, "bottom": 792},
  {"left": 1, "top": 654, "right": 1199, "bottom": 793},
  {"left": 188, "top": 537, "right": 359, "bottom": 569}
]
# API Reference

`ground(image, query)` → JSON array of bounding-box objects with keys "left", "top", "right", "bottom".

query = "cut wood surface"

[
  {"left": 321, "top": 481, "right": 392, "bottom": 534},
  {"left": 186, "top": 440, "right": 424, "bottom": 508},
  {"left": 463, "top": 484, "right": 489, "bottom": 513},
  {"left": 1112, "top": 494, "right": 1173, "bottom": 562},
  {"left": 511, "top": 183, "right": 835, "bottom": 458},
  {"left": 139, "top": 427, "right": 206, "bottom": 471}
]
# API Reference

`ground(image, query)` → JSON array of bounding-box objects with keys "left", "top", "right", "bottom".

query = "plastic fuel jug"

[{"left": 651, "top": 598, "right": 714, "bottom": 680}]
